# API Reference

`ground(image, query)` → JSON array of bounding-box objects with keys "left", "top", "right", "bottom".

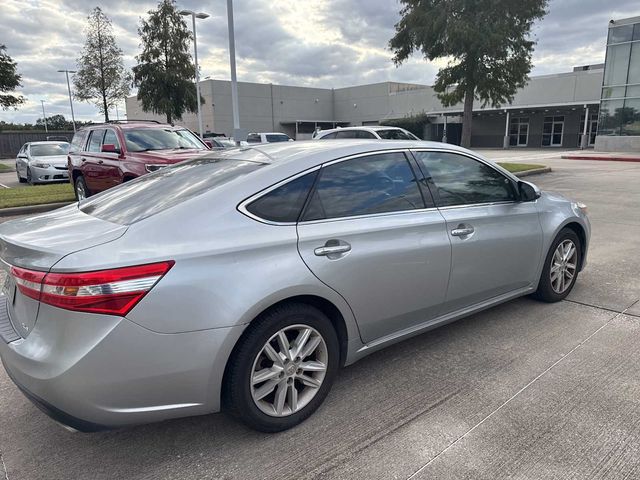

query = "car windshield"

[
  {"left": 217, "top": 138, "right": 237, "bottom": 148},
  {"left": 266, "top": 134, "right": 290, "bottom": 142},
  {"left": 124, "top": 128, "right": 205, "bottom": 152},
  {"left": 80, "top": 157, "right": 265, "bottom": 225},
  {"left": 376, "top": 129, "right": 417, "bottom": 140},
  {"left": 30, "top": 143, "right": 69, "bottom": 156}
]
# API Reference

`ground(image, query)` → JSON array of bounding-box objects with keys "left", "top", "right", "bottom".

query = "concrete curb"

[
  {"left": 0, "top": 201, "right": 73, "bottom": 217},
  {"left": 561, "top": 155, "right": 640, "bottom": 163},
  {"left": 515, "top": 166, "right": 552, "bottom": 177}
]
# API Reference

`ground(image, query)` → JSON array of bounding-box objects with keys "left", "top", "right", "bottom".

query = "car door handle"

[
  {"left": 97, "top": 160, "right": 104, "bottom": 164},
  {"left": 314, "top": 244, "right": 351, "bottom": 256},
  {"left": 451, "top": 226, "right": 474, "bottom": 237}
]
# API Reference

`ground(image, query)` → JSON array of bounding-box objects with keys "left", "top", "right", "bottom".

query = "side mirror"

[
  {"left": 101, "top": 144, "right": 118, "bottom": 153},
  {"left": 204, "top": 140, "right": 213, "bottom": 149},
  {"left": 518, "top": 181, "right": 541, "bottom": 202}
]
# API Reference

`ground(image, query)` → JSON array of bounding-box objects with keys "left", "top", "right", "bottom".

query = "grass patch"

[
  {"left": 497, "top": 162, "right": 546, "bottom": 173},
  {"left": 0, "top": 164, "right": 14, "bottom": 173},
  {"left": 0, "top": 183, "right": 75, "bottom": 209}
]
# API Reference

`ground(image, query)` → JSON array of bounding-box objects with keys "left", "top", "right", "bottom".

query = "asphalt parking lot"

[{"left": 0, "top": 150, "right": 639, "bottom": 480}]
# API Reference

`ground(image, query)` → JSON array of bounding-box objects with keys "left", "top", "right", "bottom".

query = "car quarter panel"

[{"left": 50, "top": 207, "right": 361, "bottom": 341}]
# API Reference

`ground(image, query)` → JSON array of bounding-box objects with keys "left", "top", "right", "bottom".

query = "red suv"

[{"left": 68, "top": 120, "right": 211, "bottom": 200}]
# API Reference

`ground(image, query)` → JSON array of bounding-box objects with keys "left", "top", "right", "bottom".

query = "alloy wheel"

[
  {"left": 550, "top": 239, "right": 577, "bottom": 294},
  {"left": 250, "top": 324, "right": 328, "bottom": 417}
]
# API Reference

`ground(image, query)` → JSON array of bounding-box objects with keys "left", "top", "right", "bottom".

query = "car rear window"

[{"left": 80, "top": 157, "right": 264, "bottom": 225}]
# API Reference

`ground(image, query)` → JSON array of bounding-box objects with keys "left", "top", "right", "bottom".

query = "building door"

[
  {"left": 509, "top": 117, "right": 529, "bottom": 146},
  {"left": 542, "top": 116, "right": 564, "bottom": 146},
  {"left": 589, "top": 114, "right": 598, "bottom": 145}
]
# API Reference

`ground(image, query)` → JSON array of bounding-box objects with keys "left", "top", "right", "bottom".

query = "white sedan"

[
  {"left": 16, "top": 141, "right": 70, "bottom": 185},
  {"left": 313, "top": 125, "right": 418, "bottom": 140}
]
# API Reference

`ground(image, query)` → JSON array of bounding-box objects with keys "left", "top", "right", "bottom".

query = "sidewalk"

[{"left": 561, "top": 150, "right": 640, "bottom": 162}]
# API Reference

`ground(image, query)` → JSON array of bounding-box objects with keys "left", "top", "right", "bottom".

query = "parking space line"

[
  {"left": 405, "top": 299, "right": 639, "bottom": 480},
  {"left": 0, "top": 183, "right": 10, "bottom": 189},
  {"left": 0, "top": 449, "right": 9, "bottom": 480}
]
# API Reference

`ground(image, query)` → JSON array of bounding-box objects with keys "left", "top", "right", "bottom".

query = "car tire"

[
  {"left": 17, "top": 169, "right": 26, "bottom": 183},
  {"left": 224, "top": 303, "right": 339, "bottom": 432},
  {"left": 26, "top": 167, "right": 34, "bottom": 185},
  {"left": 533, "top": 228, "right": 582, "bottom": 303},
  {"left": 74, "top": 175, "right": 90, "bottom": 201}
]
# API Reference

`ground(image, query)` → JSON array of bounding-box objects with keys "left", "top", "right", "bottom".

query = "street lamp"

[
  {"left": 57, "top": 69, "right": 77, "bottom": 132},
  {"left": 180, "top": 9, "right": 209, "bottom": 138},
  {"left": 40, "top": 100, "right": 48, "bottom": 133},
  {"left": 226, "top": 0, "right": 240, "bottom": 138}
]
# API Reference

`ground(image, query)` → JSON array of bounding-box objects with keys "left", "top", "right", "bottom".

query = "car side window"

[
  {"left": 319, "top": 132, "right": 337, "bottom": 139},
  {"left": 356, "top": 130, "right": 376, "bottom": 139},
  {"left": 88, "top": 130, "right": 105, "bottom": 153},
  {"left": 246, "top": 171, "right": 318, "bottom": 223},
  {"left": 103, "top": 129, "right": 121, "bottom": 152},
  {"left": 413, "top": 151, "right": 516, "bottom": 207},
  {"left": 301, "top": 152, "right": 425, "bottom": 221},
  {"left": 335, "top": 130, "right": 358, "bottom": 139},
  {"left": 246, "top": 134, "right": 261, "bottom": 143}
]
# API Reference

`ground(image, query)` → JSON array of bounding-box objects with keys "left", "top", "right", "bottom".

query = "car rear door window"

[
  {"left": 377, "top": 129, "right": 417, "bottom": 140},
  {"left": 301, "top": 152, "right": 424, "bottom": 221},
  {"left": 88, "top": 130, "right": 105, "bottom": 153},
  {"left": 247, "top": 134, "right": 261, "bottom": 143},
  {"left": 413, "top": 151, "right": 516, "bottom": 207},
  {"left": 356, "top": 130, "right": 377, "bottom": 139},
  {"left": 246, "top": 171, "right": 318, "bottom": 223},
  {"left": 335, "top": 130, "right": 358, "bottom": 139}
]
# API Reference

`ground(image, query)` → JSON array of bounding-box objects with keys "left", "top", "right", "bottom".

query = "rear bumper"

[{"left": 0, "top": 299, "right": 245, "bottom": 430}]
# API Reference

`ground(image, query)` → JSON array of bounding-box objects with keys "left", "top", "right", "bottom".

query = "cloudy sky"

[{"left": 1, "top": 0, "right": 639, "bottom": 124}]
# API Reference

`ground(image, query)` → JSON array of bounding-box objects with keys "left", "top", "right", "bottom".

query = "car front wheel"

[
  {"left": 224, "top": 303, "right": 339, "bottom": 432},
  {"left": 533, "top": 228, "right": 581, "bottom": 302}
]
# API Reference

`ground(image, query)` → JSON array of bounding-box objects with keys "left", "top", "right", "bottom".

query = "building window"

[
  {"left": 599, "top": 20, "right": 640, "bottom": 137},
  {"left": 509, "top": 117, "right": 529, "bottom": 146},
  {"left": 580, "top": 113, "right": 599, "bottom": 146},
  {"left": 542, "top": 116, "right": 564, "bottom": 147}
]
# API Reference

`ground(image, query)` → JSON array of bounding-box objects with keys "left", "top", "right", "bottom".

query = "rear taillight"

[{"left": 10, "top": 261, "right": 174, "bottom": 316}]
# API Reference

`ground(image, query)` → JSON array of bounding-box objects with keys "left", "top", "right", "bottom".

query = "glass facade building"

[{"left": 599, "top": 18, "right": 640, "bottom": 137}]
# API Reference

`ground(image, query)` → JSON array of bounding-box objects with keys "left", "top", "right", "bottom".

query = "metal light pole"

[
  {"left": 180, "top": 10, "right": 209, "bottom": 138},
  {"left": 40, "top": 100, "right": 48, "bottom": 133},
  {"left": 226, "top": 0, "right": 240, "bottom": 137},
  {"left": 57, "top": 69, "right": 77, "bottom": 132}
]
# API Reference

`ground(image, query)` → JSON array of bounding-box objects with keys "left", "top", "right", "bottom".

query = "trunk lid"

[{"left": 0, "top": 204, "right": 127, "bottom": 338}]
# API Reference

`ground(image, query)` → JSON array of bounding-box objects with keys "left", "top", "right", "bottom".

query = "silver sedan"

[
  {"left": 16, "top": 141, "right": 70, "bottom": 184},
  {"left": 0, "top": 140, "right": 590, "bottom": 432}
]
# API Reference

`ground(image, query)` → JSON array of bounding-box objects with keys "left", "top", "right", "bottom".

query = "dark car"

[{"left": 68, "top": 120, "right": 211, "bottom": 200}]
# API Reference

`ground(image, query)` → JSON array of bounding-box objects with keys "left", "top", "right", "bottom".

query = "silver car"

[
  {"left": 0, "top": 140, "right": 590, "bottom": 432},
  {"left": 16, "top": 141, "right": 70, "bottom": 184}
]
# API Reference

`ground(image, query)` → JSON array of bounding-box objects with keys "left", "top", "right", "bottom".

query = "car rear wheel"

[
  {"left": 533, "top": 228, "right": 581, "bottom": 302},
  {"left": 74, "top": 175, "right": 89, "bottom": 201},
  {"left": 224, "top": 303, "right": 339, "bottom": 432}
]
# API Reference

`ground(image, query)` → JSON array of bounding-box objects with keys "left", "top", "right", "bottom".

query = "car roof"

[
  {"left": 28, "top": 141, "right": 69, "bottom": 145},
  {"left": 316, "top": 125, "right": 409, "bottom": 135},
  {"left": 80, "top": 122, "right": 179, "bottom": 130},
  {"left": 249, "top": 132, "right": 290, "bottom": 135},
  {"left": 205, "top": 139, "right": 474, "bottom": 168}
]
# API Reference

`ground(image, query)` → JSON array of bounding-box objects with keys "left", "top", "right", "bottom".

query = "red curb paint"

[{"left": 561, "top": 155, "right": 640, "bottom": 163}]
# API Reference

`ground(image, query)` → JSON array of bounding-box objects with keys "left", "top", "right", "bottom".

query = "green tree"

[
  {"left": 36, "top": 114, "right": 75, "bottom": 130},
  {"left": 0, "top": 45, "right": 25, "bottom": 110},
  {"left": 390, "top": 0, "right": 548, "bottom": 148},
  {"left": 133, "top": 0, "right": 198, "bottom": 124},
  {"left": 74, "top": 7, "right": 130, "bottom": 122}
]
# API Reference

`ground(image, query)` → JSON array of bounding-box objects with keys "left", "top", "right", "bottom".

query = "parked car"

[
  {"left": 67, "top": 120, "right": 210, "bottom": 200},
  {"left": 209, "top": 137, "right": 249, "bottom": 149},
  {"left": 0, "top": 140, "right": 589, "bottom": 433},
  {"left": 313, "top": 125, "right": 419, "bottom": 140},
  {"left": 246, "top": 132, "right": 293, "bottom": 143},
  {"left": 16, "top": 141, "right": 70, "bottom": 184}
]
